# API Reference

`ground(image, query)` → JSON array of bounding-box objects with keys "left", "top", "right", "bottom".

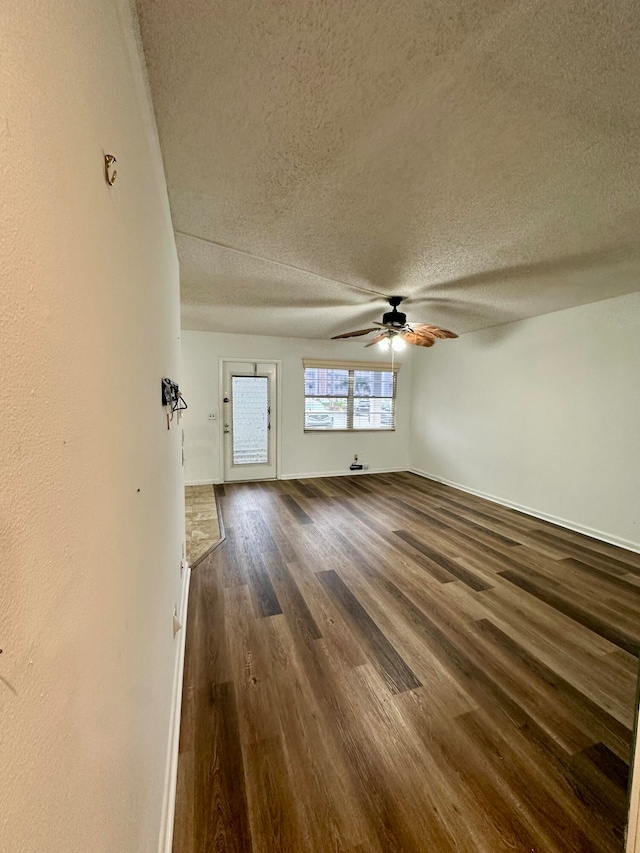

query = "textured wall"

[
  {"left": 181, "top": 331, "right": 413, "bottom": 484},
  {"left": 0, "top": 1, "right": 184, "bottom": 851},
  {"left": 410, "top": 292, "right": 640, "bottom": 551}
]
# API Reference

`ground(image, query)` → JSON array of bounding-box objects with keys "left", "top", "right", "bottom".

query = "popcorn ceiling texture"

[
  {"left": 136, "top": 0, "right": 640, "bottom": 338},
  {"left": 0, "top": 1, "right": 184, "bottom": 851}
]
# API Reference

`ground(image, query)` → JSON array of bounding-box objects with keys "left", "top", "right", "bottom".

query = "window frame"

[{"left": 302, "top": 359, "right": 400, "bottom": 433}]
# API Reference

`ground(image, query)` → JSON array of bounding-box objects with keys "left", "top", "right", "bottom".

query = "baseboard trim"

[
  {"left": 157, "top": 562, "right": 191, "bottom": 853},
  {"left": 187, "top": 469, "right": 406, "bottom": 486},
  {"left": 408, "top": 468, "right": 640, "bottom": 555},
  {"left": 280, "top": 467, "right": 406, "bottom": 481}
]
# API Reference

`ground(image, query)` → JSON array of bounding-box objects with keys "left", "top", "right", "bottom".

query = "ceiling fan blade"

[
  {"left": 331, "top": 327, "right": 379, "bottom": 339},
  {"left": 408, "top": 325, "right": 447, "bottom": 339},
  {"left": 403, "top": 330, "right": 435, "bottom": 347},
  {"left": 413, "top": 329, "right": 438, "bottom": 343},
  {"left": 364, "top": 333, "right": 388, "bottom": 347},
  {"left": 410, "top": 323, "right": 458, "bottom": 339}
]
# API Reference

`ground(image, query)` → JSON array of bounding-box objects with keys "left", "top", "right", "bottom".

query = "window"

[{"left": 303, "top": 359, "right": 399, "bottom": 431}]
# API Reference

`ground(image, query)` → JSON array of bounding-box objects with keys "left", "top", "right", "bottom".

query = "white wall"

[
  {"left": 410, "top": 292, "right": 640, "bottom": 551},
  {"left": 0, "top": 2, "right": 184, "bottom": 852},
  {"left": 181, "top": 330, "right": 412, "bottom": 483}
]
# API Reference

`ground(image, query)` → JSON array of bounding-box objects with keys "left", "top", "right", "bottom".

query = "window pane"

[
  {"left": 353, "top": 370, "right": 394, "bottom": 397},
  {"left": 353, "top": 398, "right": 394, "bottom": 430},
  {"left": 232, "top": 376, "right": 269, "bottom": 464},
  {"left": 304, "top": 368, "right": 349, "bottom": 397},
  {"left": 305, "top": 397, "right": 348, "bottom": 430}
]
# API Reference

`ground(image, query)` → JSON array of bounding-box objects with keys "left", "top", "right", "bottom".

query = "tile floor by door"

[{"left": 185, "top": 485, "right": 221, "bottom": 566}]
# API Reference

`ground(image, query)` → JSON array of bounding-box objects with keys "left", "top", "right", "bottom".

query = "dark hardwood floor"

[{"left": 174, "top": 472, "right": 640, "bottom": 853}]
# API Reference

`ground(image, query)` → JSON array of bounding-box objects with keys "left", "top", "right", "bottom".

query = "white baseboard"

[
  {"left": 188, "top": 468, "right": 405, "bottom": 485},
  {"left": 408, "top": 468, "right": 640, "bottom": 555},
  {"left": 157, "top": 562, "right": 192, "bottom": 853},
  {"left": 281, "top": 466, "right": 406, "bottom": 481}
]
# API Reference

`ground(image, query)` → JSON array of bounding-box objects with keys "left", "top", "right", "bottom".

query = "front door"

[{"left": 222, "top": 361, "right": 277, "bottom": 482}]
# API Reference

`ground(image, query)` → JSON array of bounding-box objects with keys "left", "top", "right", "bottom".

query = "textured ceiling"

[{"left": 136, "top": 0, "right": 640, "bottom": 338}]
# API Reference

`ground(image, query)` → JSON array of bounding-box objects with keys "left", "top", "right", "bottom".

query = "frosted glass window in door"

[{"left": 231, "top": 376, "right": 269, "bottom": 465}]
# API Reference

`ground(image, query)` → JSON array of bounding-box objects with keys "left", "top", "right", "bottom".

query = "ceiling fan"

[{"left": 331, "top": 296, "right": 458, "bottom": 351}]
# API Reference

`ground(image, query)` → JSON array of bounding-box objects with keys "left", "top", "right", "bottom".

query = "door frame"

[{"left": 218, "top": 357, "right": 282, "bottom": 482}]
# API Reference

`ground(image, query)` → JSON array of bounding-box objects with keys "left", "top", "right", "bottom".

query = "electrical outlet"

[
  {"left": 208, "top": 412, "right": 217, "bottom": 421},
  {"left": 354, "top": 453, "right": 358, "bottom": 462}
]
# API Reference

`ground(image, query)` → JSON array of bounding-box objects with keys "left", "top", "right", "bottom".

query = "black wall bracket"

[{"left": 162, "top": 378, "right": 188, "bottom": 413}]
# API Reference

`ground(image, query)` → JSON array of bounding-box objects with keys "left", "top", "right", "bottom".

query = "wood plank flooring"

[{"left": 174, "top": 472, "right": 640, "bottom": 853}]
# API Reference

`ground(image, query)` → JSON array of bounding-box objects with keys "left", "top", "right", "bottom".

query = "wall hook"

[{"left": 104, "top": 154, "right": 117, "bottom": 186}]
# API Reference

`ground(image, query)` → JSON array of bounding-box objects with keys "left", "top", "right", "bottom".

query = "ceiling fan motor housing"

[
  {"left": 382, "top": 309, "right": 406, "bottom": 327},
  {"left": 383, "top": 298, "right": 406, "bottom": 327}
]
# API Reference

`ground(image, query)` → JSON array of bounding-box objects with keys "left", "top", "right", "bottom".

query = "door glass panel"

[{"left": 232, "top": 376, "right": 269, "bottom": 465}]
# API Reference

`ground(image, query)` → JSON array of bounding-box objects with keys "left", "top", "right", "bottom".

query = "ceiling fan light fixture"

[
  {"left": 377, "top": 337, "right": 391, "bottom": 351},
  {"left": 391, "top": 334, "right": 406, "bottom": 352}
]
